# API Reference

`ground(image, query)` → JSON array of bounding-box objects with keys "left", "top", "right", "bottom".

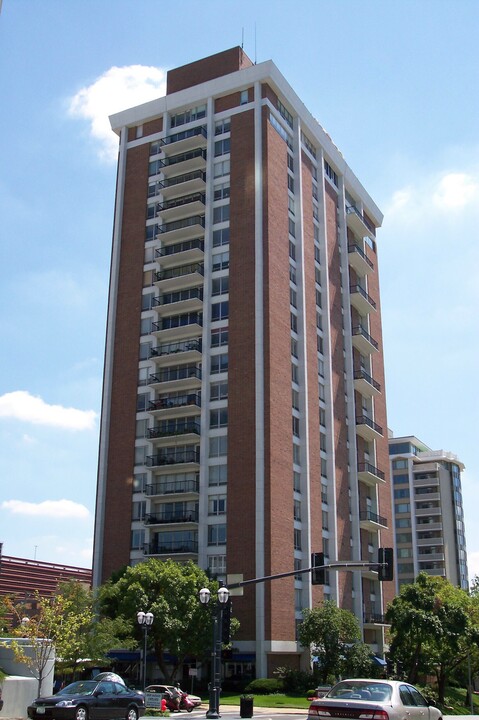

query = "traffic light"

[
  {"left": 378, "top": 547, "right": 394, "bottom": 581},
  {"left": 221, "top": 598, "right": 232, "bottom": 644},
  {"left": 311, "top": 552, "right": 325, "bottom": 585}
]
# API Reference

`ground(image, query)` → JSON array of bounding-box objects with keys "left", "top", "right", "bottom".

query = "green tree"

[
  {"left": 386, "top": 572, "right": 479, "bottom": 702},
  {"left": 98, "top": 558, "right": 232, "bottom": 682},
  {"left": 298, "top": 600, "right": 374, "bottom": 683}
]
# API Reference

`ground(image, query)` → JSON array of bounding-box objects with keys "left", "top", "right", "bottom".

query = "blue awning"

[{"left": 372, "top": 656, "right": 387, "bottom": 666}]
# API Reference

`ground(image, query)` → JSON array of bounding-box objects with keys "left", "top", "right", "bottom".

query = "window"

[
  {"left": 393, "top": 474, "right": 409, "bottom": 484},
  {"left": 294, "top": 528, "right": 302, "bottom": 550},
  {"left": 289, "top": 239, "right": 296, "bottom": 261},
  {"left": 293, "top": 471, "right": 301, "bottom": 492},
  {"left": 213, "top": 228, "right": 230, "bottom": 246},
  {"left": 170, "top": 105, "right": 206, "bottom": 127},
  {"left": 208, "top": 554, "right": 226, "bottom": 575},
  {"left": 289, "top": 263, "right": 297, "bottom": 284},
  {"left": 215, "top": 138, "right": 230, "bottom": 156},
  {"left": 321, "top": 458, "right": 327, "bottom": 478},
  {"left": 138, "top": 367, "right": 149, "bottom": 388},
  {"left": 215, "top": 118, "right": 231, "bottom": 135},
  {"left": 212, "top": 276, "right": 229, "bottom": 296},
  {"left": 208, "top": 524, "right": 227, "bottom": 545},
  {"left": 392, "top": 458, "right": 408, "bottom": 469},
  {"left": 140, "top": 317, "right": 153, "bottom": 335},
  {"left": 290, "top": 312, "right": 298, "bottom": 333},
  {"left": 320, "top": 432, "right": 327, "bottom": 452},
  {"left": 211, "top": 353, "right": 228, "bottom": 374},
  {"left": 289, "top": 218, "right": 296, "bottom": 237},
  {"left": 324, "top": 160, "right": 338, "bottom": 186},
  {"left": 396, "top": 517, "right": 412, "bottom": 528},
  {"left": 293, "top": 443, "right": 301, "bottom": 465},
  {"left": 240, "top": 89, "right": 249, "bottom": 105},
  {"left": 212, "top": 301, "right": 229, "bottom": 322},
  {"left": 292, "top": 416, "right": 300, "bottom": 437},
  {"left": 133, "top": 473, "right": 147, "bottom": 493},
  {"left": 322, "top": 510, "right": 329, "bottom": 530},
  {"left": 131, "top": 529, "right": 145, "bottom": 551},
  {"left": 214, "top": 159, "right": 231, "bottom": 178},
  {"left": 396, "top": 533, "right": 412, "bottom": 543},
  {"left": 396, "top": 503, "right": 411, "bottom": 513},
  {"left": 278, "top": 99, "right": 293, "bottom": 128},
  {"left": 210, "top": 408, "right": 228, "bottom": 428},
  {"left": 210, "top": 380, "right": 228, "bottom": 401},
  {"left": 137, "top": 392, "right": 149, "bottom": 412},
  {"left": 291, "top": 337, "right": 298, "bottom": 358},
  {"left": 319, "top": 407, "right": 326, "bottom": 427},
  {"left": 294, "top": 500, "right": 301, "bottom": 521},
  {"left": 209, "top": 464, "right": 227, "bottom": 486},
  {"left": 136, "top": 419, "right": 148, "bottom": 438},
  {"left": 212, "top": 250, "right": 229, "bottom": 271},
  {"left": 292, "top": 388, "right": 299, "bottom": 410},
  {"left": 135, "top": 445, "right": 147, "bottom": 465},
  {"left": 287, "top": 154, "right": 294, "bottom": 172},
  {"left": 209, "top": 435, "right": 228, "bottom": 457},
  {"left": 291, "top": 364, "right": 299, "bottom": 383},
  {"left": 214, "top": 182, "right": 230, "bottom": 200},
  {"left": 394, "top": 488, "right": 410, "bottom": 499},
  {"left": 209, "top": 496, "right": 227, "bottom": 515},
  {"left": 142, "top": 292, "right": 155, "bottom": 311},
  {"left": 288, "top": 174, "right": 295, "bottom": 193},
  {"left": 132, "top": 501, "right": 146, "bottom": 521},
  {"left": 139, "top": 341, "right": 151, "bottom": 361},
  {"left": 213, "top": 205, "right": 230, "bottom": 224},
  {"left": 211, "top": 326, "right": 228, "bottom": 347}
]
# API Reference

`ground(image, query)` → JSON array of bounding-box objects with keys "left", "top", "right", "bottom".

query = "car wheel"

[
  {"left": 126, "top": 707, "right": 138, "bottom": 720},
  {"left": 75, "top": 706, "right": 88, "bottom": 720},
  {"left": 187, "top": 707, "right": 193, "bottom": 713}
]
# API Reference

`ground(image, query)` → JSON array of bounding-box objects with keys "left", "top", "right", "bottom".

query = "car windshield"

[
  {"left": 57, "top": 681, "right": 97, "bottom": 696},
  {"left": 327, "top": 682, "right": 392, "bottom": 702}
]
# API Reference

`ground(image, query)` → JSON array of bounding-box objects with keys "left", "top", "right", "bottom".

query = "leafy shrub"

[
  {"left": 144, "top": 709, "right": 170, "bottom": 717},
  {"left": 274, "top": 667, "right": 316, "bottom": 694},
  {"left": 244, "top": 678, "right": 283, "bottom": 694}
]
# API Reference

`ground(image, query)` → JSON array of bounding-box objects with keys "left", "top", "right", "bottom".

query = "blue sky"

[{"left": 1, "top": 0, "right": 478, "bottom": 577}]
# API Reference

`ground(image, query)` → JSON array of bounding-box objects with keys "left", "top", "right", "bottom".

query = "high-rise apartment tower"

[
  {"left": 389, "top": 435, "right": 468, "bottom": 591},
  {"left": 93, "top": 47, "right": 395, "bottom": 678}
]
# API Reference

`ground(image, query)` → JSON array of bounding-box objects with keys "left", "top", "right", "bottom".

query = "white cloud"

[
  {"left": 0, "top": 390, "right": 97, "bottom": 430},
  {"left": 1, "top": 499, "right": 90, "bottom": 520},
  {"left": 432, "top": 172, "right": 479, "bottom": 209},
  {"left": 68, "top": 65, "right": 167, "bottom": 162}
]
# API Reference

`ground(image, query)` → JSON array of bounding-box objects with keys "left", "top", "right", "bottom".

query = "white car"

[{"left": 308, "top": 679, "right": 442, "bottom": 720}]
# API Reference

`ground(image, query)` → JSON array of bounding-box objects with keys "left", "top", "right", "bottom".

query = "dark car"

[{"left": 27, "top": 679, "right": 145, "bottom": 720}]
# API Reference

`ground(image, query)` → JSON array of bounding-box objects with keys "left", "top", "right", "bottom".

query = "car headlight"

[{"left": 56, "top": 700, "right": 77, "bottom": 707}]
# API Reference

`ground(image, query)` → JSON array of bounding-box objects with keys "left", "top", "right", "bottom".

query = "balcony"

[
  {"left": 156, "top": 239, "right": 204, "bottom": 268},
  {"left": 148, "top": 419, "right": 200, "bottom": 445},
  {"left": 350, "top": 284, "right": 377, "bottom": 315},
  {"left": 161, "top": 148, "right": 207, "bottom": 177},
  {"left": 346, "top": 205, "right": 376, "bottom": 241},
  {"left": 156, "top": 215, "right": 205, "bottom": 244},
  {"left": 145, "top": 509, "right": 199, "bottom": 526},
  {"left": 352, "top": 325, "right": 379, "bottom": 355},
  {"left": 354, "top": 368, "right": 381, "bottom": 397},
  {"left": 360, "top": 510, "right": 388, "bottom": 531},
  {"left": 155, "top": 262, "right": 204, "bottom": 293},
  {"left": 150, "top": 338, "right": 202, "bottom": 365},
  {"left": 363, "top": 611, "right": 389, "bottom": 627},
  {"left": 147, "top": 447, "right": 200, "bottom": 469},
  {"left": 356, "top": 415, "right": 383, "bottom": 442},
  {"left": 155, "top": 193, "right": 206, "bottom": 223},
  {"left": 148, "top": 392, "right": 201, "bottom": 419},
  {"left": 152, "top": 287, "right": 203, "bottom": 315},
  {"left": 144, "top": 540, "right": 198, "bottom": 556},
  {"left": 161, "top": 126, "right": 207, "bottom": 155},
  {"left": 152, "top": 312, "right": 203, "bottom": 341},
  {"left": 357, "top": 462, "right": 386, "bottom": 487},
  {"left": 148, "top": 365, "right": 202, "bottom": 392},
  {"left": 152, "top": 170, "right": 206, "bottom": 200},
  {"left": 348, "top": 243, "right": 374, "bottom": 275},
  {"left": 146, "top": 476, "right": 200, "bottom": 498}
]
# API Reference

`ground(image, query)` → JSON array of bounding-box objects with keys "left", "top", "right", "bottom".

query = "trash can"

[{"left": 240, "top": 696, "right": 253, "bottom": 718}]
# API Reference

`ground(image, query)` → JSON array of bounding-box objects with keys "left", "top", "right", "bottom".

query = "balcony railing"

[
  {"left": 354, "top": 368, "right": 381, "bottom": 392},
  {"left": 363, "top": 611, "right": 388, "bottom": 625},
  {"left": 346, "top": 204, "right": 375, "bottom": 235},
  {"left": 148, "top": 419, "right": 200, "bottom": 440},
  {"left": 356, "top": 415, "right": 384, "bottom": 436},
  {"left": 357, "top": 462, "right": 385, "bottom": 481},
  {"left": 149, "top": 365, "right": 202, "bottom": 384},
  {"left": 156, "top": 238, "right": 204, "bottom": 258},
  {"left": 157, "top": 215, "right": 205, "bottom": 236},
  {"left": 161, "top": 126, "right": 207, "bottom": 147},
  {"left": 155, "top": 263, "right": 204, "bottom": 282},
  {"left": 146, "top": 477, "right": 200, "bottom": 496},
  {"left": 350, "top": 284, "right": 377, "bottom": 310},
  {"left": 360, "top": 510, "right": 388, "bottom": 527},
  {"left": 150, "top": 339, "right": 202, "bottom": 358},
  {"left": 153, "top": 312, "right": 203, "bottom": 333},
  {"left": 156, "top": 192, "right": 206, "bottom": 214},
  {"left": 146, "top": 509, "right": 199, "bottom": 525},
  {"left": 148, "top": 393, "right": 201, "bottom": 411},
  {"left": 153, "top": 288, "right": 203, "bottom": 307},
  {"left": 348, "top": 243, "right": 374, "bottom": 270},
  {"left": 147, "top": 448, "right": 200, "bottom": 467},
  {"left": 151, "top": 170, "right": 206, "bottom": 194},
  {"left": 145, "top": 540, "right": 198, "bottom": 555},
  {"left": 163, "top": 147, "right": 207, "bottom": 168},
  {"left": 352, "top": 325, "right": 379, "bottom": 350}
]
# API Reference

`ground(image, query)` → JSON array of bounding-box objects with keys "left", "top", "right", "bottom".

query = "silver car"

[{"left": 308, "top": 679, "right": 442, "bottom": 720}]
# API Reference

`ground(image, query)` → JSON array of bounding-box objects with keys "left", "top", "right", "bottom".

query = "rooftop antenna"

[
  {"left": 254, "top": 23, "right": 257, "bottom": 64},
  {"left": 241, "top": 27, "right": 244, "bottom": 50}
]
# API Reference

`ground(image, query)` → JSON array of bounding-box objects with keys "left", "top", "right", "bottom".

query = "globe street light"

[
  {"left": 199, "top": 586, "right": 230, "bottom": 719},
  {"left": 137, "top": 610, "right": 154, "bottom": 691}
]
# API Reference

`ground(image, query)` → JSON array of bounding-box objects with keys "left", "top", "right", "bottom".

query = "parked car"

[
  {"left": 308, "top": 679, "right": 442, "bottom": 720},
  {"left": 27, "top": 678, "right": 146, "bottom": 720},
  {"left": 145, "top": 684, "right": 202, "bottom": 709}
]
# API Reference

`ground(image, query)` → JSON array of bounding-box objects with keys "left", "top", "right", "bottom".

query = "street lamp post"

[
  {"left": 199, "top": 586, "right": 230, "bottom": 719},
  {"left": 137, "top": 610, "right": 154, "bottom": 691}
]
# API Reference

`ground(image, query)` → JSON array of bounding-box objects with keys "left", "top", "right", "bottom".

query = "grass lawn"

[
  {"left": 441, "top": 687, "right": 479, "bottom": 715},
  {"left": 219, "top": 693, "right": 311, "bottom": 709}
]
